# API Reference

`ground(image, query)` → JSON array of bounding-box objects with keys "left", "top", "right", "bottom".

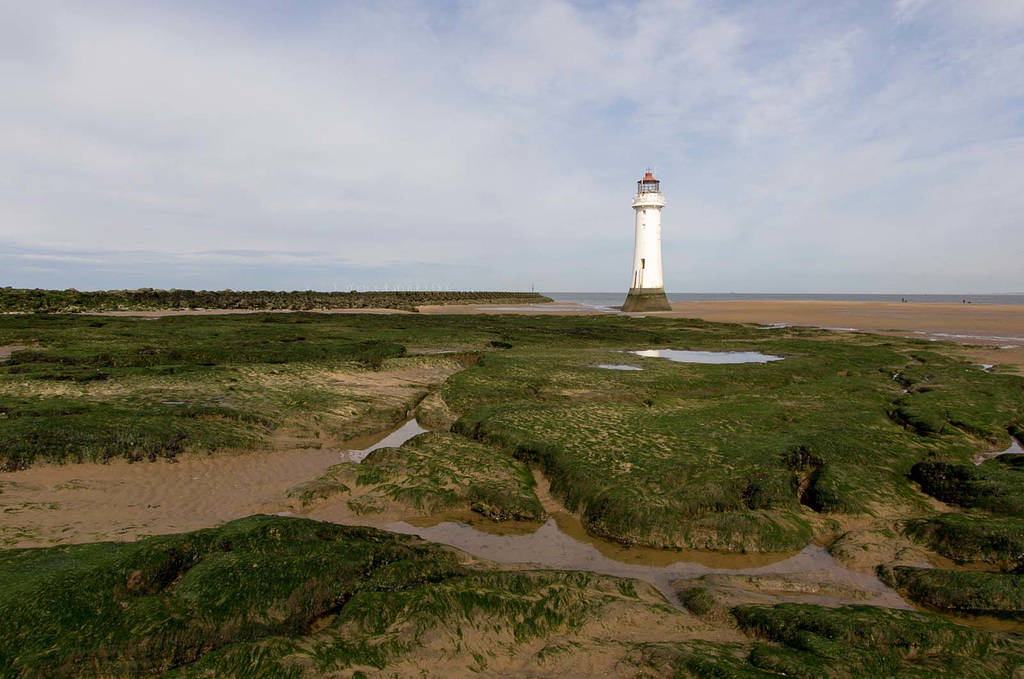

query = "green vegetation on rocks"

[
  {"left": 731, "top": 603, "right": 1024, "bottom": 677},
  {"left": 448, "top": 338, "right": 1022, "bottom": 551},
  {"left": 881, "top": 566, "right": 1024, "bottom": 619},
  {"left": 987, "top": 452, "right": 1024, "bottom": 471},
  {"left": 0, "top": 314, "right": 476, "bottom": 469},
  {"left": 906, "top": 513, "right": 1024, "bottom": 571},
  {"left": 290, "top": 431, "right": 545, "bottom": 521},
  {"left": 639, "top": 603, "right": 1024, "bottom": 678},
  {"left": 0, "top": 516, "right": 465, "bottom": 677},
  {"left": 910, "top": 461, "right": 1024, "bottom": 515},
  {"left": 4, "top": 307, "right": 1024, "bottom": 675},
  {"left": 0, "top": 516, "right": 678, "bottom": 678},
  {"left": 0, "top": 396, "right": 268, "bottom": 470},
  {"left": 0, "top": 287, "right": 551, "bottom": 313},
  {"left": 677, "top": 586, "right": 722, "bottom": 618},
  {"left": 4, "top": 517, "right": 1023, "bottom": 678}
]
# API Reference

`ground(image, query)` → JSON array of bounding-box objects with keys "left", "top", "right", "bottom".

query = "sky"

[{"left": 1, "top": 0, "right": 1023, "bottom": 294}]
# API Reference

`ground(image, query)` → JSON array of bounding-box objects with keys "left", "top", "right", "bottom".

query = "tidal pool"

[{"left": 629, "top": 349, "right": 784, "bottom": 364}]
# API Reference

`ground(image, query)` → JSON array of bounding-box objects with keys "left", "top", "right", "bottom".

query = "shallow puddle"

[
  {"left": 345, "top": 418, "right": 428, "bottom": 462},
  {"left": 629, "top": 349, "right": 783, "bottom": 364},
  {"left": 974, "top": 437, "right": 1024, "bottom": 465},
  {"left": 595, "top": 364, "right": 643, "bottom": 371}
]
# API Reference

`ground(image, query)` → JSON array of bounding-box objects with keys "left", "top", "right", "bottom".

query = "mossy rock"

[
  {"left": 0, "top": 516, "right": 466, "bottom": 677},
  {"left": 301, "top": 431, "right": 546, "bottom": 521},
  {"left": 881, "top": 566, "right": 1024, "bottom": 619},
  {"left": 732, "top": 603, "right": 1024, "bottom": 677},
  {"left": 906, "top": 513, "right": 1024, "bottom": 572},
  {"left": 910, "top": 461, "right": 1024, "bottom": 515}
]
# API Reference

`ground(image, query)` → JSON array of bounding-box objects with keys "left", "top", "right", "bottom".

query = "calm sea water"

[{"left": 545, "top": 292, "right": 1024, "bottom": 311}]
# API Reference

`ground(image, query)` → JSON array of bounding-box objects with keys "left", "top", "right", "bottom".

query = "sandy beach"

[{"left": 662, "top": 300, "right": 1024, "bottom": 344}]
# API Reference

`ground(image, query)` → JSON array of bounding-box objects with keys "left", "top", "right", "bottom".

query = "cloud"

[
  {"left": 892, "top": 0, "right": 934, "bottom": 24},
  {"left": 0, "top": 0, "right": 1021, "bottom": 293}
]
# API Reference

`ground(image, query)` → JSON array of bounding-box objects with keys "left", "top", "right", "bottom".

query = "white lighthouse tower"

[{"left": 622, "top": 170, "right": 671, "bottom": 312}]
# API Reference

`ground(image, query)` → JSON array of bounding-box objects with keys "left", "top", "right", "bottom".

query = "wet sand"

[{"left": 0, "top": 419, "right": 423, "bottom": 547}]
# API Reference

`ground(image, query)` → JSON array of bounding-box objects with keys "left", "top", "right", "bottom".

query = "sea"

[{"left": 544, "top": 292, "right": 1024, "bottom": 312}]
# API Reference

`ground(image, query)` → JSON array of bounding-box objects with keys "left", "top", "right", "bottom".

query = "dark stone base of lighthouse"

[{"left": 621, "top": 287, "right": 672, "bottom": 312}]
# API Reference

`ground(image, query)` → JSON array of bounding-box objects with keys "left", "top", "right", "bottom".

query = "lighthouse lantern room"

[{"left": 622, "top": 170, "right": 671, "bottom": 312}]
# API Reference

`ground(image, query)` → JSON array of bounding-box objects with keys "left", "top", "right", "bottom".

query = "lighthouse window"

[{"left": 641, "top": 258, "right": 645, "bottom": 269}]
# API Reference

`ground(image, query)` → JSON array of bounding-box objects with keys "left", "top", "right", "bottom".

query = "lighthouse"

[{"left": 622, "top": 170, "right": 671, "bottom": 312}]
